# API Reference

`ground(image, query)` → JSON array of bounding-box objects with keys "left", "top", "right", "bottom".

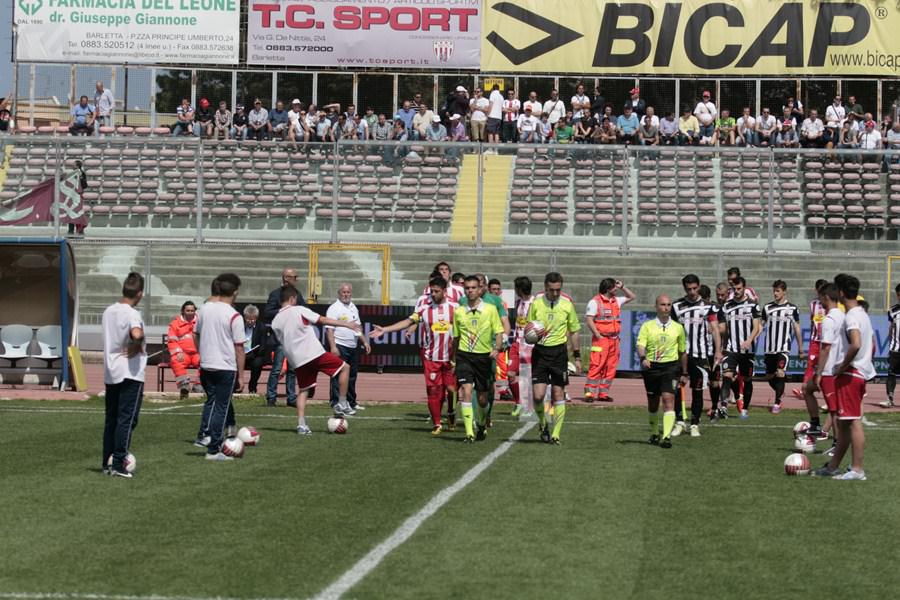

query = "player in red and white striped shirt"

[
  {"left": 510, "top": 276, "right": 535, "bottom": 417},
  {"left": 421, "top": 261, "right": 463, "bottom": 304},
  {"left": 372, "top": 275, "right": 458, "bottom": 435}
]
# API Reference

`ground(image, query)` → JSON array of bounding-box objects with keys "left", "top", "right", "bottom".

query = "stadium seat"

[
  {"left": 0, "top": 325, "right": 34, "bottom": 367},
  {"left": 33, "top": 325, "right": 62, "bottom": 367}
]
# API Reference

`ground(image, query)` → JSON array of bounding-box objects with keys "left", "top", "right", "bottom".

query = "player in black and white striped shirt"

[
  {"left": 881, "top": 283, "right": 900, "bottom": 408},
  {"left": 717, "top": 276, "right": 761, "bottom": 419},
  {"left": 671, "top": 274, "right": 722, "bottom": 437},
  {"left": 761, "top": 280, "right": 804, "bottom": 414}
]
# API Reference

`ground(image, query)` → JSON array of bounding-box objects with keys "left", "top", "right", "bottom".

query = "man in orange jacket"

[
  {"left": 168, "top": 301, "right": 200, "bottom": 399},
  {"left": 584, "top": 278, "right": 635, "bottom": 401}
]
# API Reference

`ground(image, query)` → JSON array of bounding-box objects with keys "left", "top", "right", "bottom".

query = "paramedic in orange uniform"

[
  {"left": 584, "top": 279, "right": 635, "bottom": 401},
  {"left": 168, "top": 301, "right": 200, "bottom": 399}
]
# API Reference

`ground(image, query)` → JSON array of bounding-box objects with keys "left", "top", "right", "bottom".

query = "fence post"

[
  {"left": 144, "top": 240, "right": 152, "bottom": 324},
  {"left": 195, "top": 140, "right": 203, "bottom": 243},
  {"left": 620, "top": 145, "right": 630, "bottom": 255},
  {"left": 766, "top": 147, "right": 775, "bottom": 255},
  {"left": 331, "top": 140, "right": 339, "bottom": 243},
  {"left": 53, "top": 139, "right": 61, "bottom": 240},
  {"left": 476, "top": 145, "right": 484, "bottom": 248}
]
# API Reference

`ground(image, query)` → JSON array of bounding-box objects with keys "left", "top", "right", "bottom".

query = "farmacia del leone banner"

[{"left": 480, "top": 0, "right": 900, "bottom": 76}]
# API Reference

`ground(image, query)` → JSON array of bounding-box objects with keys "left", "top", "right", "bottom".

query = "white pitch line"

[
  {"left": 310, "top": 421, "right": 536, "bottom": 600},
  {"left": 0, "top": 593, "right": 294, "bottom": 600},
  {"left": 155, "top": 403, "right": 205, "bottom": 412}
]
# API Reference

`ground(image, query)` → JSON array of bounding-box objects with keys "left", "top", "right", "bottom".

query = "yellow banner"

[{"left": 481, "top": 0, "right": 900, "bottom": 75}]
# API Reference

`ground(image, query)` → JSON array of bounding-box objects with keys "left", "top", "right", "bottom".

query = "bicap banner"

[
  {"left": 248, "top": 0, "right": 481, "bottom": 68},
  {"left": 480, "top": 0, "right": 900, "bottom": 76},
  {"left": 14, "top": 0, "right": 240, "bottom": 64}
]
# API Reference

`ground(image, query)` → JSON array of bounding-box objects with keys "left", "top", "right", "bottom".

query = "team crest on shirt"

[{"left": 431, "top": 321, "right": 450, "bottom": 333}]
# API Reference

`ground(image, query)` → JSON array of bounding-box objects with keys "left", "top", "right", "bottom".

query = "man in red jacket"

[{"left": 168, "top": 301, "right": 200, "bottom": 399}]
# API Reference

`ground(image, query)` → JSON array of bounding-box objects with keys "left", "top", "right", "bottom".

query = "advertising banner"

[
  {"left": 248, "top": 0, "right": 481, "bottom": 68},
  {"left": 481, "top": 0, "right": 900, "bottom": 76},
  {"left": 14, "top": 0, "right": 240, "bottom": 64}
]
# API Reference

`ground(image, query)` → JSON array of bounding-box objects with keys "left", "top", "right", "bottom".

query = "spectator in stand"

[
  {"left": 364, "top": 107, "right": 377, "bottom": 134},
  {"left": 639, "top": 112, "right": 659, "bottom": 145},
  {"left": 171, "top": 98, "right": 192, "bottom": 137},
  {"left": 625, "top": 87, "right": 646, "bottom": 118},
  {"left": 194, "top": 98, "right": 213, "bottom": 138},
  {"left": 268, "top": 100, "right": 289, "bottom": 141},
  {"left": 286, "top": 99, "right": 303, "bottom": 142},
  {"left": 93, "top": 81, "right": 114, "bottom": 136},
  {"left": 677, "top": 107, "right": 699, "bottom": 145},
  {"left": 714, "top": 109, "right": 736, "bottom": 146},
  {"left": 659, "top": 112, "right": 678, "bottom": 145},
  {"left": 847, "top": 96, "right": 865, "bottom": 121},
  {"left": 775, "top": 120, "right": 799, "bottom": 148},
  {"left": 448, "top": 87, "right": 469, "bottom": 127},
  {"left": 212, "top": 101, "right": 232, "bottom": 140},
  {"left": 397, "top": 100, "right": 417, "bottom": 132},
  {"left": 315, "top": 111, "right": 331, "bottom": 142},
  {"left": 469, "top": 88, "right": 489, "bottom": 142},
  {"left": 756, "top": 107, "right": 777, "bottom": 146},
  {"left": 69, "top": 95, "right": 94, "bottom": 136},
  {"left": 449, "top": 114, "right": 468, "bottom": 141},
  {"left": 0, "top": 95, "right": 11, "bottom": 132},
  {"left": 231, "top": 104, "right": 247, "bottom": 140},
  {"left": 372, "top": 113, "right": 391, "bottom": 141},
  {"left": 693, "top": 90, "right": 717, "bottom": 142},
  {"left": 597, "top": 117, "right": 617, "bottom": 144},
  {"left": 616, "top": 104, "right": 639, "bottom": 144},
  {"left": 571, "top": 82, "right": 590, "bottom": 116},
  {"left": 248, "top": 99, "right": 269, "bottom": 141},
  {"left": 336, "top": 113, "right": 355, "bottom": 140},
  {"left": 574, "top": 109, "right": 594, "bottom": 143},
  {"left": 354, "top": 114, "right": 369, "bottom": 141},
  {"left": 426, "top": 114, "right": 448, "bottom": 141},
  {"left": 538, "top": 113, "right": 553, "bottom": 143},
  {"left": 590, "top": 86, "right": 606, "bottom": 117},
  {"left": 736, "top": 107, "right": 757, "bottom": 146},
  {"left": 543, "top": 89, "right": 566, "bottom": 127},
  {"left": 502, "top": 88, "right": 520, "bottom": 142},
  {"left": 412, "top": 103, "right": 434, "bottom": 141},
  {"left": 800, "top": 109, "right": 825, "bottom": 147},
  {"left": 343, "top": 104, "right": 358, "bottom": 122},
  {"left": 785, "top": 97, "right": 804, "bottom": 122},
  {"left": 837, "top": 120, "right": 859, "bottom": 149},
  {"left": 642, "top": 106, "right": 659, "bottom": 128},
  {"left": 824, "top": 95, "right": 845, "bottom": 148},
  {"left": 858, "top": 120, "right": 882, "bottom": 157},
  {"left": 781, "top": 107, "right": 797, "bottom": 129},
  {"left": 517, "top": 105, "right": 540, "bottom": 142},
  {"left": 884, "top": 121, "right": 900, "bottom": 169},
  {"left": 555, "top": 116, "right": 574, "bottom": 144},
  {"left": 386, "top": 120, "right": 408, "bottom": 165},
  {"left": 409, "top": 93, "right": 423, "bottom": 110},
  {"left": 880, "top": 114, "right": 893, "bottom": 138},
  {"left": 523, "top": 91, "right": 542, "bottom": 119},
  {"left": 487, "top": 84, "right": 504, "bottom": 144}
]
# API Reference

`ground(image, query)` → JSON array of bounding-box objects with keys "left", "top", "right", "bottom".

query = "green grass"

[{"left": 2, "top": 398, "right": 900, "bottom": 600}]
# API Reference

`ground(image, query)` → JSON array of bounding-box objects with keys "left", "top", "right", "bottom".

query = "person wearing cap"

[
  {"left": 513, "top": 105, "right": 536, "bottom": 143},
  {"left": 213, "top": 100, "right": 232, "bottom": 140},
  {"left": 287, "top": 99, "right": 303, "bottom": 142},
  {"left": 714, "top": 108, "right": 736, "bottom": 146},
  {"left": 624, "top": 87, "right": 646, "bottom": 118},
  {"left": 171, "top": 97, "right": 194, "bottom": 137},
  {"left": 677, "top": 106, "right": 699, "bottom": 146},
  {"left": 693, "top": 91, "right": 717, "bottom": 142},
  {"left": 231, "top": 104, "right": 248, "bottom": 140},
  {"left": 858, "top": 119, "right": 882, "bottom": 154},
  {"left": 193, "top": 98, "right": 214, "bottom": 138},
  {"left": 469, "top": 88, "right": 490, "bottom": 142},
  {"left": 449, "top": 114, "right": 468, "bottom": 142},
  {"left": 800, "top": 108, "right": 825, "bottom": 148},
  {"left": 412, "top": 103, "right": 434, "bottom": 140},
  {"left": 425, "top": 114, "right": 448, "bottom": 142},
  {"left": 268, "top": 100, "right": 289, "bottom": 141},
  {"left": 248, "top": 99, "right": 269, "bottom": 141},
  {"left": 775, "top": 119, "right": 799, "bottom": 148}
]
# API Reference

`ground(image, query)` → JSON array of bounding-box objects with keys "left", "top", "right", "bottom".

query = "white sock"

[
  {"left": 339, "top": 395, "right": 347, "bottom": 404},
  {"left": 298, "top": 416, "right": 307, "bottom": 427}
]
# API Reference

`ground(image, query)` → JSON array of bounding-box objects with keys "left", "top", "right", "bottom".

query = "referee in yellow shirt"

[{"left": 637, "top": 295, "right": 688, "bottom": 448}]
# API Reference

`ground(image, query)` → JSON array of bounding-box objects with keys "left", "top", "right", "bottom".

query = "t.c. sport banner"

[
  {"left": 14, "top": 0, "right": 240, "bottom": 64},
  {"left": 480, "top": 0, "right": 900, "bottom": 76},
  {"left": 248, "top": 0, "right": 481, "bottom": 67}
]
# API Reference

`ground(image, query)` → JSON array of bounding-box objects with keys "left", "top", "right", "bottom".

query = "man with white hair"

[
  {"left": 326, "top": 283, "right": 370, "bottom": 414},
  {"left": 94, "top": 81, "right": 114, "bottom": 135}
]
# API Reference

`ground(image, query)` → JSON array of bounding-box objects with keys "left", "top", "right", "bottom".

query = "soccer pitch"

[{"left": 2, "top": 398, "right": 900, "bottom": 600}]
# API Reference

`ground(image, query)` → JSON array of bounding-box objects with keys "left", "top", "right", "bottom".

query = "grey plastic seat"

[
  {"left": 0, "top": 325, "right": 34, "bottom": 367},
  {"left": 34, "top": 325, "right": 62, "bottom": 367}
]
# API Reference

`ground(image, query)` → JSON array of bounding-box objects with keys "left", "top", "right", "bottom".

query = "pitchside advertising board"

[
  {"left": 14, "top": 0, "right": 240, "bottom": 64},
  {"left": 248, "top": 0, "right": 481, "bottom": 68},
  {"left": 481, "top": 0, "right": 900, "bottom": 76}
]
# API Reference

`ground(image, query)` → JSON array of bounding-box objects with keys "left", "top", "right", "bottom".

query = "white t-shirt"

[
  {"left": 543, "top": 99, "right": 566, "bottom": 124},
  {"left": 326, "top": 300, "right": 361, "bottom": 348},
  {"left": 737, "top": 115, "right": 756, "bottom": 131},
  {"left": 693, "top": 101, "right": 718, "bottom": 123},
  {"left": 825, "top": 104, "right": 845, "bottom": 128},
  {"left": 757, "top": 115, "right": 776, "bottom": 131},
  {"left": 488, "top": 90, "right": 504, "bottom": 119},
  {"left": 858, "top": 129, "right": 882, "bottom": 150},
  {"left": 820, "top": 308, "right": 846, "bottom": 376},
  {"left": 571, "top": 94, "right": 589, "bottom": 111},
  {"left": 272, "top": 305, "right": 325, "bottom": 369},
  {"left": 517, "top": 114, "right": 539, "bottom": 132},
  {"left": 585, "top": 295, "right": 627, "bottom": 317},
  {"left": 844, "top": 306, "right": 876, "bottom": 380},
  {"left": 523, "top": 100, "right": 542, "bottom": 116},
  {"left": 195, "top": 301, "right": 245, "bottom": 371},
  {"left": 470, "top": 97, "right": 490, "bottom": 122},
  {"left": 801, "top": 118, "right": 824, "bottom": 137},
  {"left": 102, "top": 302, "right": 147, "bottom": 384}
]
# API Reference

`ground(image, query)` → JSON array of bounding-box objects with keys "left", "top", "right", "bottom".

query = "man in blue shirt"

[
  {"left": 396, "top": 100, "right": 416, "bottom": 132},
  {"left": 69, "top": 96, "right": 94, "bottom": 136},
  {"left": 616, "top": 105, "right": 640, "bottom": 145},
  {"left": 268, "top": 100, "right": 289, "bottom": 141}
]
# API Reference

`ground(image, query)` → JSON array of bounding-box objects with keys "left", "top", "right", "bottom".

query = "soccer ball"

[
  {"left": 237, "top": 426, "right": 259, "bottom": 446},
  {"left": 784, "top": 452, "right": 810, "bottom": 476},
  {"left": 222, "top": 437, "right": 245, "bottom": 458},
  {"left": 327, "top": 416, "right": 348, "bottom": 434},
  {"left": 792, "top": 421, "right": 811, "bottom": 438},
  {"left": 794, "top": 434, "right": 816, "bottom": 453},
  {"left": 523, "top": 321, "right": 546, "bottom": 345},
  {"left": 107, "top": 453, "right": 136, "bottom": 473}
]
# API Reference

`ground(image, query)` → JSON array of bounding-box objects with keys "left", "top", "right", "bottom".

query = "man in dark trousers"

[
  {"left": 263, "top": 267, "right": 306, "bottom": 406},
  {"left": 242, "top": 304, "right": 269, "bottom": 394}
]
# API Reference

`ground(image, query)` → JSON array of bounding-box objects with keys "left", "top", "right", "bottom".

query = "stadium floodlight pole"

[
  {"left": 476, "top": 144, "right": 484, "bottom": 248},
  {"left": 766, "top": 147, "right": 775, "bottom": 255}
]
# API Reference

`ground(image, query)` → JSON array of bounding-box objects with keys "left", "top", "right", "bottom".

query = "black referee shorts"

[
  {"left": 764, "top": 352, "right": 788, "bottom": 376},
  {"left": 455, "top": 351, "right": 493, "bottom": 392},
  {"left": 889, "top": 351, "right": 900, "bottom": 376},
  {"left": 531, "top": 343, "right": 569, "bottom": 387},
  {"left": 688, "top": 356, "right": 713, "bottom": 390},
  {"left": 642, "top": 361, "right": 680, "bottom": 397},
  {"left": 723, "top": 352, "right": 754, "bottom": 377}
]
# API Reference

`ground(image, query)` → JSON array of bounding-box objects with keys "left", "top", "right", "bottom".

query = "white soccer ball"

[
  {"left": 792, "top": 421, "right": 811, "bottom": 438},
  {"left": 327, "top": 416, "right": 348, "bottom": 434},
  {"left": 237, "top": 426, "right": 259, "bottom": 446},
  {"left": 222, "top": 437, "right": 245, "bottom": 458},
  {"left": 784, "top": 452, "right": 810, "bottom": 476},
  {"left": 107, "top": 453, "right": 136, "bottom": 473},
  {"left": 794, "top": 434, "right": 816, "bottom": 454},
  {"left": 523, "top": 321, "right": 546, "bottom": 345}
]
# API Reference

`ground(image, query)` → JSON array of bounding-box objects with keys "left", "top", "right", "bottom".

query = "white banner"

[
  {"left": 247, "top": 0, "right": 481, "bottom": 68},
  {"left": 14, "top": 0, "right": 240, "bottom": 64}
]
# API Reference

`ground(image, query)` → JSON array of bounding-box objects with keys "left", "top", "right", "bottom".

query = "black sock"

[
  {"left": 710, "top": 384, "right": 720, "bottom": 407},
  {"left": 811, "top": 417, "right": 821, "bottom": 429},
  {"left": 888, "top": 374, "right": 896, "bottom": 401},
  {"left": 691, "top": 388, "right": 704, "bottom": 425},
  {"left": 743, "top": 380, "right": 753, "bottom": 409},
  {"left": 773, "top": 378, "right": 785, "bottom": 404}
]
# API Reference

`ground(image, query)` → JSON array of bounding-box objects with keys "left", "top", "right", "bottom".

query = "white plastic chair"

[
  {"left": 0, "top": 325, "right": 35, "bottom": 367},
  {"left": 34, "top": 325, "right": 62, "bottom": 367}
]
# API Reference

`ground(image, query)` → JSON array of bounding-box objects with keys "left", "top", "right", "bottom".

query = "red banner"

[{"left": 0, "top": 173, "right": 87, "bottom": 227}]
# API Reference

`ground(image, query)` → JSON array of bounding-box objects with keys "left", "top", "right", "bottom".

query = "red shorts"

[
  {"left": 423, "top": 359, "right": 456, "bottom": 390},
  {"left": 294, "top": 352, "right": 345, "bottom": 391},
  {"left": 507, "top": 342, "right": 520, "bottom": 375},
  {"left": 836, "top": 372, "right": 866, "bottom": 420},
  {"left": 803, "top": 340, "right": 820, "bottom": 382},
  {"left": 820, "top": 375, "right": 838, "bottom": 413}
]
